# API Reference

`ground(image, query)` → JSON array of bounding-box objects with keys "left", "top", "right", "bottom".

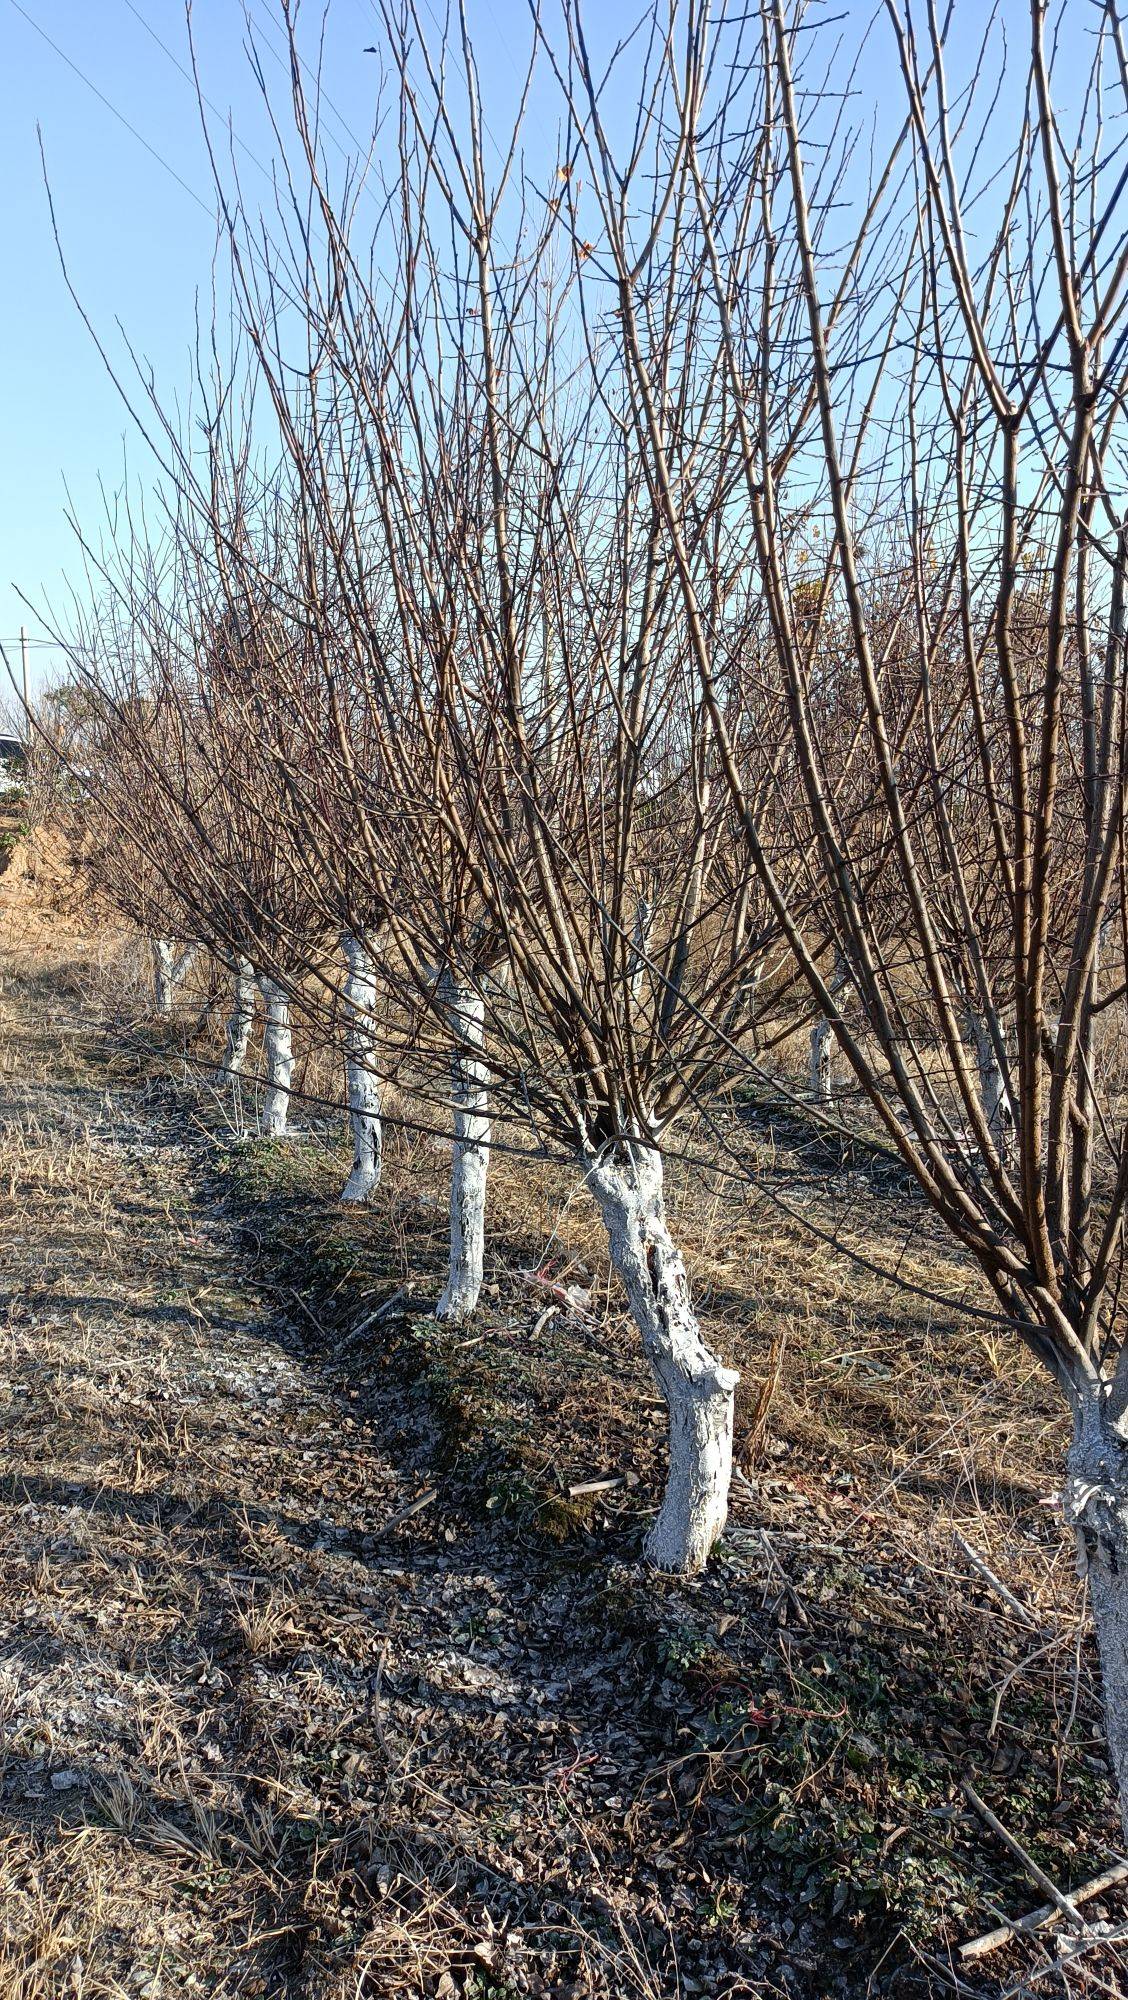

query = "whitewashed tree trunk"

[
  {"left": 150, "top": 939, "right": 198, "bottom": 1017},
  {"left": 219, "top": 955, "right": 256, "bottom": 1080},
  {"left": 340, "top": 931, "right": 382, "bottom": 1203},
  {"left": 1065, "top": 1388, "right": 1128, "bottom": 1841},
  {"left": 966, "top": 1007, "right": 1010, "bottom": 1153},
  {"left": 435, "top": 972, "right": 489, "bottom": 1323},
  {"left": 809, "top": 1014, "right": 833, "bottom": 1106},
  {"left": 629, "top": 896, "right": 653, "bottom": 1005},
  {"left": 587, "top": 1139, "right": 739, "bottom": 1572},
  {"left": 258, "top": 975, "right": 293, "bottom": 1138},
  {"left": 810, "top": 949, "right": 846, "bottom": 1106},
  {"left": 151, "top": 938, "right": 176, "bottom": 1017}
]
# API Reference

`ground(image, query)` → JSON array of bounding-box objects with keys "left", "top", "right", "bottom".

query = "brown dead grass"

[{"left": 1, "top": 839, "right": 1127, "bottom": 1997}]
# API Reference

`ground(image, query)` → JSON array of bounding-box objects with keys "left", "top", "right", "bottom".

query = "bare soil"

[{"left": 1, "top": 856, "right": 1127, "bottom": 1997}]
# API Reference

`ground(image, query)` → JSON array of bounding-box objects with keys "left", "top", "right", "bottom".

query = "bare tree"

[
  {"left": 218, "top": 951, "right": 257, "bottom": 1083},
  {"left": 554, "top": 0, "right": 1128, "bottom": 1823},
  {"left": 69, "top": 696, "right": 202, "bottom": 1018},
  {"left": 62, "top": 521, "right": 336, "bottom": 1141},
  {"left": 191, "top": 0, "right": 816, "bottom": 1569}
]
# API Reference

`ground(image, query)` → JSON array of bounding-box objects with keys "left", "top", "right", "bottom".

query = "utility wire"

[
  {"left": 254, "top": 0, "right": 375, "bottom": 164},
  {"left": 7, "top": 0, "right": 374, "bottom": 230},
  {"left": 119, "top": 0, "right": 276, "bottom": 193},
  {"left": 7, "top": 0, "right": 215, "bottom": 218}
]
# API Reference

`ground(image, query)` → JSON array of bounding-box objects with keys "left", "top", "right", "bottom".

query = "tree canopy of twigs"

[{"left": 39, "top": 0, "right": 1128, "bottom": 1835}]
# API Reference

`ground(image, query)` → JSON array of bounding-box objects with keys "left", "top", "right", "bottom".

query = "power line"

[
  {"left": 7, "top": 0, "right": 372, "bottom": 233},
  {"left": 357, "top": 0, "right": 511, "bottom": 171},
  {"left": 253, "top": 0, "right": 374, "bottom": 166},
  {"left": 6, "top": 0, "right": 216, "bottom": 218},
  {"left": 5, "top": 0, "right": 361, "bottom": 367},
  {"left": 118, "top": 0, "right": 277, "bottom": 194},
  {"left": 122, "top": 0, "right": 373, "bottom": 193}
]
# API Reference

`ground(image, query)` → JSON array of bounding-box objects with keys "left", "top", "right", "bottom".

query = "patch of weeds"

[
  {"left": 214, "top": 1147, "right": 594, "bottom": 1541},
  {"left": 662, "top": 1612, "right": 1116, "bottom": 1971},
  {"left": 484, "top": 1471, "right": 541, "bottom": 1517},
  {"left": 533, "top": 1493, "right": 595, "bottom": 1541},
  {"left": 408, "top": 1315, "right": 508, "bottom": 1458},
  {"left": 221, "top": 1138, "right": 322, "bottom": 1205},
  {"left": 463, "top": 1976, "right": 522, "bottom": 2000},
  {"left": 409, "top": 1319, "right": 576, "bottom": 1529},
  {"left": 659, "top": 1622, "right": 712, "bottom": 1679}
]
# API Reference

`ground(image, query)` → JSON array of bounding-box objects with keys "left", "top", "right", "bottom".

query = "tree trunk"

[
  {"left": 340, "top": 931, "right": 382, "bottom": 1203},
  {"left": 150, "top": 939, "right": 197, "bottom": 1019},
  {"left": 587, "top": 1139, "right": 739, "bottom": 1572},
  {"left": 193, "top": 974, "right": 225, "bottom": 1042},
  {"left": 435, "top": 972, "right": 489, "bottom": 1323},
  {"left": 630, "top": 895, "right": 653, "bottom": 1005},
  {"left": 150, "top": 938, "right": 176, "bottom": 1017},
  {"left": 810, "top": 949, "right": 846, "bottom": 1107},
  {"left": 809, "top": 1014, "right": 833, "bottom": 1106},
  {"left": 965, "top": 1004, "right": 1012, "bottom": 1163},
  {"left": 218, "top": 955, "right": 256, "bottom": 1081},
  {"left": 258, "top": 975, "right": 293, "bottom": 1138},
  {"left": 1066, "top": 1391, "right": 1128, "bottom": 1843}
]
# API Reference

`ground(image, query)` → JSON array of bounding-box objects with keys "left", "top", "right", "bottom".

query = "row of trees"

[{"left": 45, "top": 0, "right": 1128, "bottom": 1836}]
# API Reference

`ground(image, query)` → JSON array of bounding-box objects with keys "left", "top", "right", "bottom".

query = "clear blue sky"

[
  {"left": 0, "top": 0, "right": 1105, "bottom": 710},
  {"left": 0, "top": 0, "right": 542, "bottom": 703}
]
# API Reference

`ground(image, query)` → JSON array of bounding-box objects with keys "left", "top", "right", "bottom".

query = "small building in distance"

[{"left": 0, "top": 735, "right": 27, "bottom": 791}]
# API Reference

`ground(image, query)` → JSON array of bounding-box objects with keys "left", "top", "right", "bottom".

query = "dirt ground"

[{"left": 2, "top": 839, "right": 1128, "bottom": 1998}]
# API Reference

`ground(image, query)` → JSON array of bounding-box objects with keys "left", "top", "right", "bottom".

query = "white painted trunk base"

[
  {"left": 809, "top": 1017, "right": 833, "bottom": 1106},
  {"left": 1066, "top": 1394, "right": 1128, "bottom": 1841},
  {"left": 151, "top": 939, "right": 176, "bottom": 1017},
  {"left": 150, "top": 939, "right": 198, "bottom": 1017},
  {"left": 435, "top": 976, "right": 489, "bottom": 1323},
  {"left": 340, "top": 933, "right": 382, "bottom": 1204},
  {"left": 966, "top": 1008, "right": 1012, "bottom": 1161},
  {"left": 810, "top": 952, "right": 846, "bottom": 1106},
  {"left": 257, "top": 976, "right": 293, "bottom": 1138},
  {"left": 219, "top": 956, "right": 256, "bottom": 1081},
  {"left": 588, "top": 1142, "right": 738, "bottom": 1573}
]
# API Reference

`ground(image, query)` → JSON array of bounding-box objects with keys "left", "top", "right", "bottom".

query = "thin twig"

[
  {"left": 961, "top": 1778, "right": 1085, "bottom": 1932},
  {"left": 960, "top": 1856, "right": 1128, "bottom": 1962}
]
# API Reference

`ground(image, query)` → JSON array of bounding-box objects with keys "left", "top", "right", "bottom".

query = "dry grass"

[{"left": 1, "top": 837, "right": 1127, "bottom": 1997}]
